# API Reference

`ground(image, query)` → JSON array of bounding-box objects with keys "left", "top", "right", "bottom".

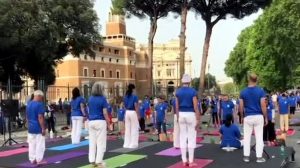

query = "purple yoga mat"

[
  {"left": 156, "top": 144, "right": 202, "bottom": 156},
  {"left": 168, "top": 159, "right": 213, "bottom": 168},
  {"left": 17, "top": 151, "right": 87, "bottom": 167}
]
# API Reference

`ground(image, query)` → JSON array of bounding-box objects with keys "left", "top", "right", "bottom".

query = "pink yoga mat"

[
  {"left": 203, "top": 130, "right": 220, "bottom": 136},
  {"left": 276, "top": 129, "right": 296, "bottom": 136},
  {"left": 139, "top": 135, "right": 148, "bottom": 142},
  {"left": 197, "top": 137, "right": 204, "bottom": 143},
  {"left": 0, "top": 148, "right": 28, "bottom": 157},
  {"left": 156, "top": 145, "right": 202, "bottom": 156},
  {"left": 168, "top": 159, "right": 213, "bottom": 168}
]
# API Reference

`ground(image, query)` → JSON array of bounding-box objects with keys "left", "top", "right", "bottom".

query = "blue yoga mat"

[{"left": 48, "top": 140, "right": 89, "bottom": 151}]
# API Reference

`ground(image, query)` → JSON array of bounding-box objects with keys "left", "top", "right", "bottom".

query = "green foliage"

[
  {"left": 0, "top": 0, "right": 100, "bottom": 89},
  {"left": 225, "top": 0, "right": 300, "bottom": 91},
  {"left": 191, "top": 73, "right": 217, "bottom": 91},
  {"left": 221, "top": 83, "right": 237, "bottom": 95}
]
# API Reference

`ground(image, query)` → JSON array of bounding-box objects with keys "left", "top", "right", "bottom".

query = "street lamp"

[{"left": 176, "top": 57, "right": 180, "bottom": 87}]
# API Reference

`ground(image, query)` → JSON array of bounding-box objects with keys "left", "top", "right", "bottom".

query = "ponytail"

[
  {"left": 225, "top": 114, "right": 233, "bottom": 127},
  {"left": 126, "top": 84, "right": 135, "bottom": 97}
]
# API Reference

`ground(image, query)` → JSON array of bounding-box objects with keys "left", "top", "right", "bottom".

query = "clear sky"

[{"left": 94, "top": 0, "right": 262, "bottom": 82}]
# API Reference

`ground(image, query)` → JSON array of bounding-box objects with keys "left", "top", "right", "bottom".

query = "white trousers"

[
  {"left": 28, "top": 133, "right": 45, "bottom": 163},
  {"left": 71, "top": 116, "right": 83, "bottom": 144},
  {"left": 173, "top": 114, "right": 180, "bottom": 148},
  {"left": 123, "top": 110, "right": 139, "bottom": 148},
  {"left": 179, "top": 112, "right": 197, "bottom": 163},
  {"left": 88, "top": 120, "right": 107, "bottom": 164},
  {"left": 243, "top": 115, "right": 264, "bottom": 158}
]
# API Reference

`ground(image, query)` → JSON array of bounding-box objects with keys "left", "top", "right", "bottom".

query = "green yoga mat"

[{"left": 79, "top": 154, "right": 146, "bottom": 168}]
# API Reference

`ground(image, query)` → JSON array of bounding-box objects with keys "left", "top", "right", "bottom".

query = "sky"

[{"left": 94, "top": 0, "right": 262, "bottom": 82}]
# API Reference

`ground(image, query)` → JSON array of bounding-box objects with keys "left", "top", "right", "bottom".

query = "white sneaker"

[{"left": 256, "top": 157, "right": 266, "bottom": 163}]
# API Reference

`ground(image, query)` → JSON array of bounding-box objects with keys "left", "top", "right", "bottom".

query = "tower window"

[
  {"left": 114, "top": 49, "right": 120, "bottom": 55},
  {"left": 109, "top": 71, "right": 113, "bottom": 78},
  {"left": 101, "top": 70, "right": 105, "bottom": 77},
  {"left": 93, "top": 70, "right": 96, "bottom": 77},
  {"left": 83, "top": 68, "right": 88, "bottom": 77}
]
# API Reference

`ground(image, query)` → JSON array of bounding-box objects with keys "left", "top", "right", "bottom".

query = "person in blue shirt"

[
  {"left": 88, "top": 83, "right": 110, "bottom": 167},
  {"left": 70, "top": 87, "right": 87, "bottom": 144},
  {"left": 263, "top": 95, "right": 276, "bottom": 144},
  {"left": 176, "top": 74, "right": 201, "bottom": 167},
  {"left": 117, "top": 102, "right": 126, "bottom": 135},
  {"left": 239, "top": 73, "right": 267, "bottom": 163},
  {"left": 155, "top": 96, "right": 168, "bottom": 140},
  {"left": 297, "top": 93, "right": 300, "bottom": 109},
  {"left": 278, "top": 93, "right": 290, "bottom": 133},
  {"left": 107, "top": 102, "right": 113, "bottom": 132},
  {"left": 220, "top": 95, "right": 235, "bottom": 124},
  {"left": 143, "top": 95, "right": 151, "bottom": 121},
  {"left": 139, "top": 100, "right": 146, "bottom": 132},
  {"left": 289, "top": 93, "right": 297, "bottom": 116},
  {"left": 123, "top": 84, "right": 139, "bottom": 149},
  {"left": 171, "top": 96, "right": 180, "bottom": 148},
  {"left": 220, "top": 114, "right": 241, "bottom": 150},
  {"left": 211, "top": 97, "right": 220, "bottom": 128},
  {"left": 26, "top": 90, "right": 46, "bottom": 165}
]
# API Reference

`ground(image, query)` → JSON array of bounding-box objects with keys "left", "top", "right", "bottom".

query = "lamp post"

[{"left": 176, "top": 57, "right": 180, "bottom": 87}]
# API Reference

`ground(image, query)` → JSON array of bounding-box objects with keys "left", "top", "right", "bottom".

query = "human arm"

[
  {"left": 38, "top": 104, "right": 46, "bottom": 136},
  {"left": 260, "top": 98, "right": 268, "bottom": 126},
  {"left": 193, "top": 96, "right": 201, "bottom": 129},
  {"left": 239, "top": 99, "right": 244, "bottom": 124}
]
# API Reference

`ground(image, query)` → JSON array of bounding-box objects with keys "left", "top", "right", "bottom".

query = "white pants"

[
  {"left": 243, "top": 115, "right": 264, "bottom": 158},
  {"left": 179, "top": 112, "right": 197, "bottom": 163},
  {"left": 71, "top": 116, "right": 83, "bottom": 144},
  {"left": 173, "top": 114, "right": 180, "bottom": 148},
  {"left": 123, "top": 110, "right": 139, "bottom": 148},
  {"left": 28, "top": 133, "right": 45, "bottom": 163},
  {"left": 88, "top": 120, "right": 107, "bottom": 164}
]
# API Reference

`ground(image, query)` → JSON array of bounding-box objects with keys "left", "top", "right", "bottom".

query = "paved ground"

[{"left": 0, "top": 110, "right": 299, "bottom": 167}]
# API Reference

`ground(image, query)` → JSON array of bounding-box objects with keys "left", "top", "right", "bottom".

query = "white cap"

[
  {"left": 138, "top": 100, "right": 142, "bottom": 103},
  {"left": 181, "top": 74, "right": 191, "bottom": 83},
  {"left": 33, "top": 90, "right": 44, "bottom": 96}
]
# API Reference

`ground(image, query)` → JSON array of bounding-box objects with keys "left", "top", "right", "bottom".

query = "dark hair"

[
  {"left": 72, "top": 87, "right": 80, "bottom": 100},
  {"left": 126, "top": 84, "right": 135, "bottom": 96},
  {"left": 225, "top": 114, "right": 233, "bottom": 127}
]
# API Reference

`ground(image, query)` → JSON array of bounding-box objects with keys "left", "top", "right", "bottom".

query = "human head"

[
  {"left": 126, "top": 84, "right": 135, "bottom": 96},
  {"left": 181, "top": 74, "right": 191, "bottom": 85},
  {"left": 225, "top": 114, "right": 233, "bottom": 127},
  {"left": 33, "top": 90, "right": 44, "bottom": 102},
  {"left": 158, "top": 95, "right": 165, "bottom": 103},
  {"left": 248, "top": 73, "right": 258, "bottom": 85},
  {"left": 223, "top": 94, "right": 229, "bottom": 101},
  {"left": 72, "top": 87, "right": 80, "bottom": 100},
  {"left": 91, "top": 83, "right": 103, "bottom": 96}
]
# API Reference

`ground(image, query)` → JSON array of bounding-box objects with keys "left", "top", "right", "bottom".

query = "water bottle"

[
  {"left": 50, "top": 130, "right": 54, "bottom": 139},
  {"left": 226, "top": 144, "right": 230, "bottom": 152},
  {"left": 210, "top": 138, "right": 215, "bottom": 144},
  {"left": 280, "top": 145, "right": 285, "bottom": 157}
]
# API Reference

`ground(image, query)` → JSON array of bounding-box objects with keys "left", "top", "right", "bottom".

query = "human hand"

[{"left": 42, "top": 129, "right": 46, "bottom": 136}]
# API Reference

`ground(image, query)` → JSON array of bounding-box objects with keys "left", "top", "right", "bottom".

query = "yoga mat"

[
  {"left": 17, "top": 151, "right": 87, "bottom": 168},
  {"left": 109, "top": 142, "right": 158, "bottom": 153},
  {"left": 0, "top": 148, "right": 28, "bottom": 157},
  {"left": 203, "top": 130, "right": 220, "bottom": 136},
  {"left": 139, "top": 135, "right": 149, "bottom": 142},
  {"left": 108, "top": 136, "right": 118, "bottom": 141},
  {"left": 168, "top": 159, "right": 213, "bottom": 168},
  {"left": 79, "top": 154, "right": 146, "bottom": 168},
  {"left": 197, "top": 137, "right": 204, "bottom": 143},
  {"left": 156, "top": 145, "right": 202, "bottom": 156},
  {"left": 12, "top": 138, "right": 64, "bottom": 148},
  {"left": 48, "top": 140, "right": 89, "bottom": 151},
  {"left": 276, "top": 129, "right": 296, "bottom": 136}
]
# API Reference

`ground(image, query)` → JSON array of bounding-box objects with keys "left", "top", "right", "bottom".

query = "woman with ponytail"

[
  {"left": 123, "top": 84, "right": 140, "bottom": 148},
  {"left": 219, "top": 114, "right": 242, "bottom": 150}
]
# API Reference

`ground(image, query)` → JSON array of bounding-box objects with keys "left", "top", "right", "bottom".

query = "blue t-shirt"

[
  {"left": 26, "top": 101, "right": 45, "bottom": 134},
  {"left": 118, "top": 108, "right": 126, "bottom": 121},
  {"left": 172, "top": 98, "right": 176, "bottom": 114},
  {"left": 124, "top": 94, "right": 138, "bottom": 110},
  {"left": 279, "top": 98, "right": 289, "bottom": 114},
  {"left": 107, "top": 104, "right": 113, "bottom": 114},
  {"left": 71, "top": 96, "right": 85, "bottom": 116},
  {"left": 88, "top": 96, "right": 108, "bottom": 121},
  {"left": 297, "top": 96, "right": 300, "bottom": 102},
  {"left": 240, "top": 86, "right": 265, "bottom": 116},
  {"left": 176, "top": 87, "right": 197, "bottom": 112},
  {"left": 219, "top": 124, "right": 241, "bottom": 148},
  {"left": 267, "top": 102, "right": 274, "bottom": 120},
  {"left": 139, "top": 104, "right": 146, "bottom": 118},
  {"left": 211, "top": 99, "right": 218, "bottom": 113},
  {"left": 289, "top": 96, "right": 297, "bottom": 107},
  {"left": 155, "top": 102, "right": 168, "bottom": 122},
  {"left": 143, "top": 99, "right": 151, "bottom": 110},
  {"left": 221, "top": 101, "right": 234, "bottom": 119}
]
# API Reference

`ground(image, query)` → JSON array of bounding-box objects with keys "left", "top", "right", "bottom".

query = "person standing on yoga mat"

[
  {"left": 88, "top": 83, "right": 110, "bottom": 168},
  {"left": 176, "top": 74, "right": 201, "bottom": 167},
  {"left": 172, "top": 96, "right": 180, "bottom": 148},
  {"left": 70, "top": 87, "right": 87, "bottom": 144},
  {"left": 220, "top": 95, "right": 235, "bottom": 124},
  {"left": 123, "top": 84, "right": 139, "bottom": 148},
  {"left": 239, "top": 73, "right": 267, "bottom": 163},
  {"left": 278, "top": 93, "right": 290, "bottom": 135},
  {"left": 263, "top": 95, "right": 276, "bottom": 145},
  {"left": 26, "top": 90, "right": 46, "bottom": 165}
]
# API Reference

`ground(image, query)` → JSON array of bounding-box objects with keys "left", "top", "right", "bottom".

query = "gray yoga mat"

[{"left": 109, "top": 142, "right": 158, "bottom": 153}]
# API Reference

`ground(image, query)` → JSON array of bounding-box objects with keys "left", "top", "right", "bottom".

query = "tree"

[
  {"left": 0, "top": 0, "right": 99, "bottom": 90},
  {"left": 225, "top": 0, "right": 300, "bottom": 91},
  {"left": 172, "top": 0, "right": 193, "bottom": 83},
  {"left": 221, "top": 82, "right": 237, "bottom": 95},
  {"left": 112, "top": 0, "right": 175, "bottom": 95},
  {"left": 191, "top": 73, "right": 217, "bottom": 91},
  {"left": 191, "top": 0, "right": 272, "bottom": 95}
]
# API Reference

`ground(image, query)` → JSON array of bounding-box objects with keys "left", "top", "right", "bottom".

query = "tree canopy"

[
  {"left": 225, "top": 0, "right": 300, "bottom": 91},
  {"left": 0, "top": 0, "right": 100, "bottom": 89}
]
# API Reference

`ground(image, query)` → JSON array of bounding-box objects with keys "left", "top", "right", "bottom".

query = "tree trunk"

[
  {"left": 179, "top": 1, "right": 188, "bottom": 86},
  {"left": 148, "top": 18, "right": 158, "bottom": 95},
  {"left": 199, "top": 24, "right": 213, "bottom": 96}
]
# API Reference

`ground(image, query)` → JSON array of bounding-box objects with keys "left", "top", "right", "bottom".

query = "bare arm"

[
  {"left": 260, "top": 98, "right": 267, "bottom": 119},
  {"left": 176, "top": 97, "right": 179, "bottom": 118},
  {"left": 80, "top": 103, "right": 86, "bottom": 116},
  {"left": 135, "top": 102, "right": 140, "bottom": 119},
  {"left": 103, "top": 108, "right": 110, "bottom": 125},
  {"left": 193, "top": 96, "right": 201, "bottom": 121},
  {"left": 38, "top": 114, "right": 45, "bottom": 135}
]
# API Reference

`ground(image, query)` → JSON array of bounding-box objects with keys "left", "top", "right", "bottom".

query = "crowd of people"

[{"left": 24, "top": 73, "right": 300, "bottom": 167}]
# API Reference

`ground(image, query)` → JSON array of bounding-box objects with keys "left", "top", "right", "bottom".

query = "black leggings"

[
  {"left": 212, "top": 113, "right": 219, "bottom": 125},
  {"left": 263, "top": 120, "right": 276, "bottom": 142},
  {"left": 139, "top": 118, "right": 145, "bottom": 131},
  {"left": 47, "top": 117, "right": 56, "bottom": 133}
]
